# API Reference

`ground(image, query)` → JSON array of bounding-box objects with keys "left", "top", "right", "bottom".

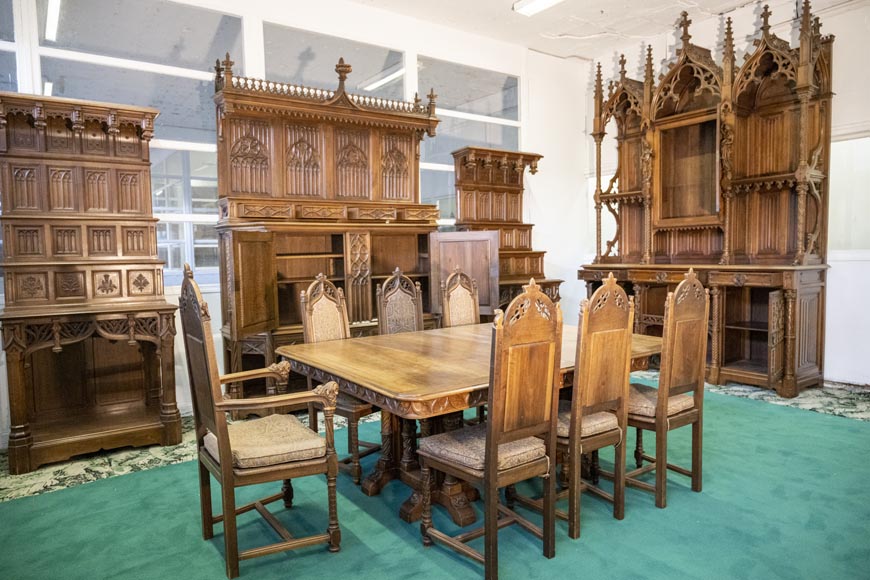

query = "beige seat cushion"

[
  {"left": 418, "top": 423, "right": 545, "bottom": 475},
  {"left": 204, "top": 414, "right": 326, "bottom": 469},
  {"left": 556, "top": 400, "right": 619, "bottom": 438},
  {"left": 628, "top": 383, "right": 695, "bottom": 418}
]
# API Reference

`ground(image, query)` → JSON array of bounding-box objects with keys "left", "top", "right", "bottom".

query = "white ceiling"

[{"left": 348, "top": 0, "right": 841, "bottom": 60}]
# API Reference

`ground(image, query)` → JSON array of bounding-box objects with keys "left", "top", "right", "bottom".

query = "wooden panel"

[
  {"left": 48, "top": 167, "right": 76, "bottom": 211},
  {"left": 51, "top": 226, "right": 81, "bottom": 256},
  {"left": 92, "top": 338, "right": 146, "bottom": 406},
  {"left": 284, "top": 123, "right": 325, "bottom": 197},
  {"left": 13, "top": 226, "right": 45, "bottom": 257},
  {"left": 83, "top": 119, "right": 108, "bottom": 155},
  {"left": 503, "top": 341, "right": 554, "bottom": 433},
  {"left": 228, "top": 118, "right": 272, "bottom": 195},
  {"left": 88, "top": 226, "right": 116, "bottom": 255},
  {"left": 84, "top": 170, "right": 110, "bottom": 212},
  {"left": 232, "top": 231, "right": 277, "bottom": 339},
  {"left": 381, "top": 133, "right": 413, "bottom": 201},
  {"left": 344, "top": 232, "right": 372, "bottom": 323},
  {"left": 429, "top": 230, "right": 500, "bottom": 315},
  {"left": 7, "top": 113, "right": 38, "bottom": 151},
  {"left": 371, "top": 234, "right": 418, "bottom": 274},
  {"left": 335, "top": 128, "right": 371, "bottom": 199},
  {"left": 117, "top": 171, "right": 143, "bottom": 213},
  {"left": 30, "top": 343, "right": 90, "bottom": 418},
  {"left": 116, "top": 123, "right": 142, "bottom": 158},
  {"left": 768, "top": 290, "right": 784, "bottom": 385},
  {"left": 11, "top": 165, "right": 40, "bottom": 211},
  {"left": 122, "top": 227, "right": 149, "bottom": 256}
]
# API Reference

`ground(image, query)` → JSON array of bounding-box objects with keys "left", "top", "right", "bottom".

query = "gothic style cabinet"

[
  {"left": 452, "top": 147, "right": 562, "bottom": 306},
  {"left": 0, "top": 93, "right": 180, "bottom": 474},
  {"left": 579, "top": 3, "right": 832, "bottom": 397},
  {"left": 214, "top": 56, "right": 441, "bottom": 394}
]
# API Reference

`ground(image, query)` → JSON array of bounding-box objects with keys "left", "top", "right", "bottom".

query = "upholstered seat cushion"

[
  {"left": 628, "top": 383, "right": 694, "bottom": 418},
  {"left": 204, "top": 414, "right": 326, "bottom": 469},
  {"left": 418, "top": 423, "right": 546, "bottom": 474},
  {"left": 556, "top": 400, "right": 619, "bottom": 438}
]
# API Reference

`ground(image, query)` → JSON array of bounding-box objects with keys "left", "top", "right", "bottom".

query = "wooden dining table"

[{"left": 277, "top": 323, "right": 662, "bottom": 526}]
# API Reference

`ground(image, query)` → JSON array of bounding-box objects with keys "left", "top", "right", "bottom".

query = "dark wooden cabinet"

[
  {"left": 214, "top": 56, "right": 443, "bottom": 395},
  {"left": 580, "top": 5, "right": 832, "bottom": 397},
  {"left": 451, "top": 147, "right": 562, "bottom": 306},
  {"left": 0, "top": 92, "right": 180, "bottom": 473}
]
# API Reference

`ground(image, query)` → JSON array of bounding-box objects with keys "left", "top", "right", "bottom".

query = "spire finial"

[
  {"left": 724, "top": 17, "right": 734, "bottom": 53},
  {"left": 645, "top": 45, "right": 653, "bottom": 78},
  {"left": 618, "top": 54, "right": 627, "bottom": 81},
  {"left": 427, "top": 88, "right": 437, "bottom": 116},
  {"left": 761, "top": 5, "right": 771, "bottom": 35},
  {"left": 679, "top": 11, "right": 692, "bottom": 47},
  {"left": 595, "top": 62, "right": 603, "bottom": 99},
  {"left": 335, "top": 58, "right": 352, "bottom": 93}
]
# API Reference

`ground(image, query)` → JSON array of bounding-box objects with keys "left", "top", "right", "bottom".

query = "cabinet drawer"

[
  {"left": 627, "top": 269, "right": 686, "bottom": 284},
  {"left": 708, "top": 271, "right": 780, "bottom": 287}
]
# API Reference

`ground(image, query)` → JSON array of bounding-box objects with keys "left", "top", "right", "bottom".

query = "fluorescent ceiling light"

[
  {"left": 45, "top": 0, "right": 61, "bottom": 42},
  {"left": 361, "top": 67, "right": 404, "bottom": 92},
  {"left": 43, "top": 81, "right": 53, "bottom": 96},
  {"left": 512, "top": 0, "right": 566, "bottom": 17}
]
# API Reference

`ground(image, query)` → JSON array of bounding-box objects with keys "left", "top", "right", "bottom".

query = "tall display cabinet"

[
  {"left": 579, "top": 3, "right": 833, "bottom": 397},
  {"left": 0, "top": 93, "right": 180, "bottom": 474},
  {"left": 214, "top": 56, "right": 441, "bottom": 395}
]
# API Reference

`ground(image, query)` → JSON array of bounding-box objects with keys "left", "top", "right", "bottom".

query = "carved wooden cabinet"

[
  {"left": 580, "top": 4, "right": 832, "bottom": 397},
  {"left": 0, "top": 93, "right": 180, "bottom": 474},
  {"left": 214, "top": 56, "right": 442, "bottom": 393},
  {"left": 452, "top": 147, "right": 562, "bottom": 306}
]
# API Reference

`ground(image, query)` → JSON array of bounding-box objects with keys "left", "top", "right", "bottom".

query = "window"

[
  {"left": 417, "top": 57, "right": 520, "bottom": 221},
  {"left": 0, "top": 0, "right": 15, "bottom": 92},
  {"left": 264, "top": 23, "right": 404, "bottom": 101},
  {"left": 0, "top": 0, "right": 13, "bottom": 42}
]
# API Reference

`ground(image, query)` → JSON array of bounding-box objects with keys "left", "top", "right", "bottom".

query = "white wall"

[{"left": 584, "top": 0, "right": 870, "bottom": 386}]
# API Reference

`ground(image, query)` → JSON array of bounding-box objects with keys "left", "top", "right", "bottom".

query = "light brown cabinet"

[
  {"left": 580, "top": 6, "right": 832, "bottom": 397},
  {"left": 0, "top": 92, "right": 180, "bottom": 473}
]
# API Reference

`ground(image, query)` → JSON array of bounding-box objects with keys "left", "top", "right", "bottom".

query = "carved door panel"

[
  {"left": 231, "top": 231, "right": 277, "bottom": 340},
  {"left": 344, "top": 232, "right": 372, "bottom": 323},
  {"left": 429, "top": 230, "right": 500, "bottom": 315},
  {"left": 768, "top": 289, "right": 784, "bottom": 388}
]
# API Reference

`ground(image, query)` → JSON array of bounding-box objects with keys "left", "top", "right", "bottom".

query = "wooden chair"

[
  {"left": 441, "top": 266, "right": 480, "bottom": 328},
  {"left": 418, "top": 279, "right": 562, "bottom": 580},
  {"left": 627, "top": 268, "right": 709, "bottom": 508},
  {"left": 300, "top": 273, "right": 380, "bottom": 485},
  {"left": 179, "top": 265, "right": 340, "bottom": 579},
  {"left": 377, "top": 267, "right": 424, "bottom": 335},
  {"left": 511, "top": 272, "right": 634, "bottom": 539}
]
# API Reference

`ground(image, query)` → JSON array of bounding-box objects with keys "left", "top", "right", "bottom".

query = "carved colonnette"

[
  {"left": 0, "top": 92, "right": 179, "bottom": 474},
  {"left": 214, "top": 56, "right": 441, "bottom": 391},
  {"left": 451, "top": 147, "right": 562, "bottom": 307},
  {"left": 580, "top": 3, "right": 832, "bottom": 397}
]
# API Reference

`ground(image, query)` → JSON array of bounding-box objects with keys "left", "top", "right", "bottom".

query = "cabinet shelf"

[
  {"left": 276, "top": 253, "right": 344, "bottom": 259},
  {"left": 721, "top": 359, "right": 768, "bottom": 375},
  {"left": 277, "top": 276, "right": 343, "bottom": 285},
  {"left": 724, "top": 321, "right": 769, "bottom": 332},
  {"left": 371, "top": 272, "right": 428, "bottom": 280}
]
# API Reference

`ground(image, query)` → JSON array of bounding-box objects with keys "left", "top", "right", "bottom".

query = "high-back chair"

[
  {"left": 418, "top": 279, "right": 562, "bottom": 580},
  {"left": 627, "top": 268, "right": 709, "bottom": 508},
  {"left": 179, "top": 265, "right": 340, "bottom": 578},
  {"left": 441, "top": 266, "right": 480, "bottom": 328},
  {"left": 377, "top": 267, "right": 424, "bottom": 335},
  {"left": 300, "top": 273, "right": 380, "bottom": 484}
]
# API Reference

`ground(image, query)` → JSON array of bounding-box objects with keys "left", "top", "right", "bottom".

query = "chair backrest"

[
  {"left": 441, "top": 266, "right": 480, "bottom": 328},
  {"left": 377, "top": 267, "right": 424, "bottom": 335},
  {"left": 487, "top": 279, "right": 563, "bottom": 457},
  {"left": 300, "top": 273, "right": 351, "bottom": 344},
  {"left": 658, "top": 268, "right": 710, "bottom": 407},
  {"left": 570, "top": 272, "right": 634, "bottom": 434},
  {"left": 178, "top": 265, "right": 231, "bottom": 460}
]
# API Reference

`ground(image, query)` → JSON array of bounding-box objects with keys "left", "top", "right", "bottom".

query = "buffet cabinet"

[
  {"left": 452, "top": 147, "right": 562, "bottom": 307},
  {"left": 214, "top": 56, "right": 443, "bottom": 395},
  {"left": 580, "top": 4, "right": 833, "bottom": 397},
  {"left": 0, "top": 92, "right": 179, "bottom": 473}
]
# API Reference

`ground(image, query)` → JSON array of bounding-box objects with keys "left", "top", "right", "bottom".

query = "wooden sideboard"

[
  {"left": 0, "top": 92, "right": 180, "bottom": 473},
  {"left": 452, "top": 146, "right": 562, "bottom": 306},
  {"left": 214, "top": 56, "right": 443, "bottom": 395},
  {"left": 580, "top": 4, "right": 832, "bottom": 397}
]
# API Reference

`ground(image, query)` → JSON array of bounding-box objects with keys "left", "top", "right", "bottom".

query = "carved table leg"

[
  {"left": 361, "top": 410, "right": 399, "bottom": 496},
  {"left": 5, "top": 345, "right": 33, "bottom": 474},
  {"left": 635, "top": 429, "right": 645, "bottom": 468}
]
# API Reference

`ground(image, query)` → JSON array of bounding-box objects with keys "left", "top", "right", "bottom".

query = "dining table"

[{"left": 276, "top": 322, "right": 662, "bottom": 526}]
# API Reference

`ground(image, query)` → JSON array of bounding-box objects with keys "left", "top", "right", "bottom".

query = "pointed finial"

[
  {"left": 594, "top": 62, "right": 603, "bottom": 99},
  {"left": 812, "top": 15, "right": 821, "bottom": 37},
  {"left": 645, "top": 46, "right": 653, "bottom": 79},
  {"left": 679, "top": 11, "right": 692, "bottom": 47},
  {"left": 802, "top": 0, "right": 812, "bottom": 32},
  {"left": 222, "top": 52, "right": 234, "bottom": 76},
  {"left": 335, "top": 58, "right": 352, "bottom": 93},
  {"left": 761, "top": 5, "right": 771, "bottom": 35},
  {"left": 183, "top": 263, "right": 193, "bottom": 279},
  {"left": 414, "top": 92, "right": 421, "bottom": 108},
  {"left": 618, "top": 54, "right": 627, "bottom": 81},
  {"left": 427, "top": 88, "right": 437, "bottom": 116},
  {"left": 724, "top": 17, "right": 734, "bottom": 53}
]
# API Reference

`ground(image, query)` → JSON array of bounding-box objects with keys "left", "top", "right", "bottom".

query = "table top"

[{"left": 277, "top": 324, "right": 662, "bottom": 413}]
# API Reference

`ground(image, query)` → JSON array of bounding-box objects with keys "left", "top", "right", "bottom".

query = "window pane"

[
  {"left": 191, "top": 182, "right": 218, "bottom": 214},
  {"left": 264, "top": 23, "right": 404, "bottom": 101},
  {"left": 193, "top": 224, "right": 217, "bottom": 243},
  {"left": 418, "top": 57, "right": 518, "bottom": 121},
  {"left": 36, "top": 0, "right": 242, "bottom": 71},
  {"left": 152, "top": 177, "right": 185, "bottom": 213},
  {"left": 422, "top": 117, "right": 519, "bottom": 165},
  {"left": 41, "top": 57, "right": 215, "bottom": 142},
  {"left": 420, "top": 170, "right": 456, "bottom": 220},
  {"left": 194, "top": 246, "right": 219, "bottom": 268},
  {"left": 0, "top": 51, "right": 16, "bottom": 91},
  {"left": 0, "top": 0, "right": 13, "bottom": 41}
]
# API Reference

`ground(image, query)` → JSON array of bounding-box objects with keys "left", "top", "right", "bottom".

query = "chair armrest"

[
  {"left": 219, "top": 361, "right": 291, "bottom": 385},
  {"left": 214, "top": 381, "right": 339, "bottom": 413}
]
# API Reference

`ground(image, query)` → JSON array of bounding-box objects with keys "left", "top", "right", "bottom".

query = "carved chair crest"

[
  {"left": 377, "top": 267, "right": 424, "bottom": 335},
  {"left": 441, "top": 266, "right": 480, "bottom": 328},
  {"left": 300, "top": 273, "right": 350, "bottom": 344}
]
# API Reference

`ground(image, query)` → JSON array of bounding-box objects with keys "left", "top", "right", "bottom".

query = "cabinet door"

[
  {"left": 344, "top": 232, "right": 372, "bottom": 323},
  {"left": 231, "top": 231, "right": 277, "bottom": 340},
  {"left": 429, "top": 230, "right": 500, "bottom": 315},
  {"left": 768, "top": 289, "right": 785, "bottom": 387}
]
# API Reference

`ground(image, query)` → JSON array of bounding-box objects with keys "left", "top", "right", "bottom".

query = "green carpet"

[{"left": 1, "top": 392, "right": 868, "bottom": 580}]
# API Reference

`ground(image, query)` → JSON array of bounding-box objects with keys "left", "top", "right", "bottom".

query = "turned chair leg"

[
  {"left": 420, "top": 463, "right": 433, "bottom": 546},
  {"left": 634, "top": 428, "right": 644, "bottom": 468},
  {"left": 614, "top": 438, "right": 626, "bottom": 520},
  {"left": 199, "top": 462, "right": 214, "bottom": 540},
  {"left": 349, "top": 418, "right": 362, "bottom": 485},
  {"left": 484, "top": 482, "right": 499, "bottom": 580},
  {"left": 691, "top": 419, "right": 703, "bottom": 492},
  {"left": 327, "top": 471, "right": 341, "bottom": 552},
  {"left": 282, "top": 479, "right": 294, "bottom": 508},
  {"left": 655, "top": 426, "right": 668, "bottom": 509},
  {"left": 222, "top": 487, "right": 239, "bottom": 579}
]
